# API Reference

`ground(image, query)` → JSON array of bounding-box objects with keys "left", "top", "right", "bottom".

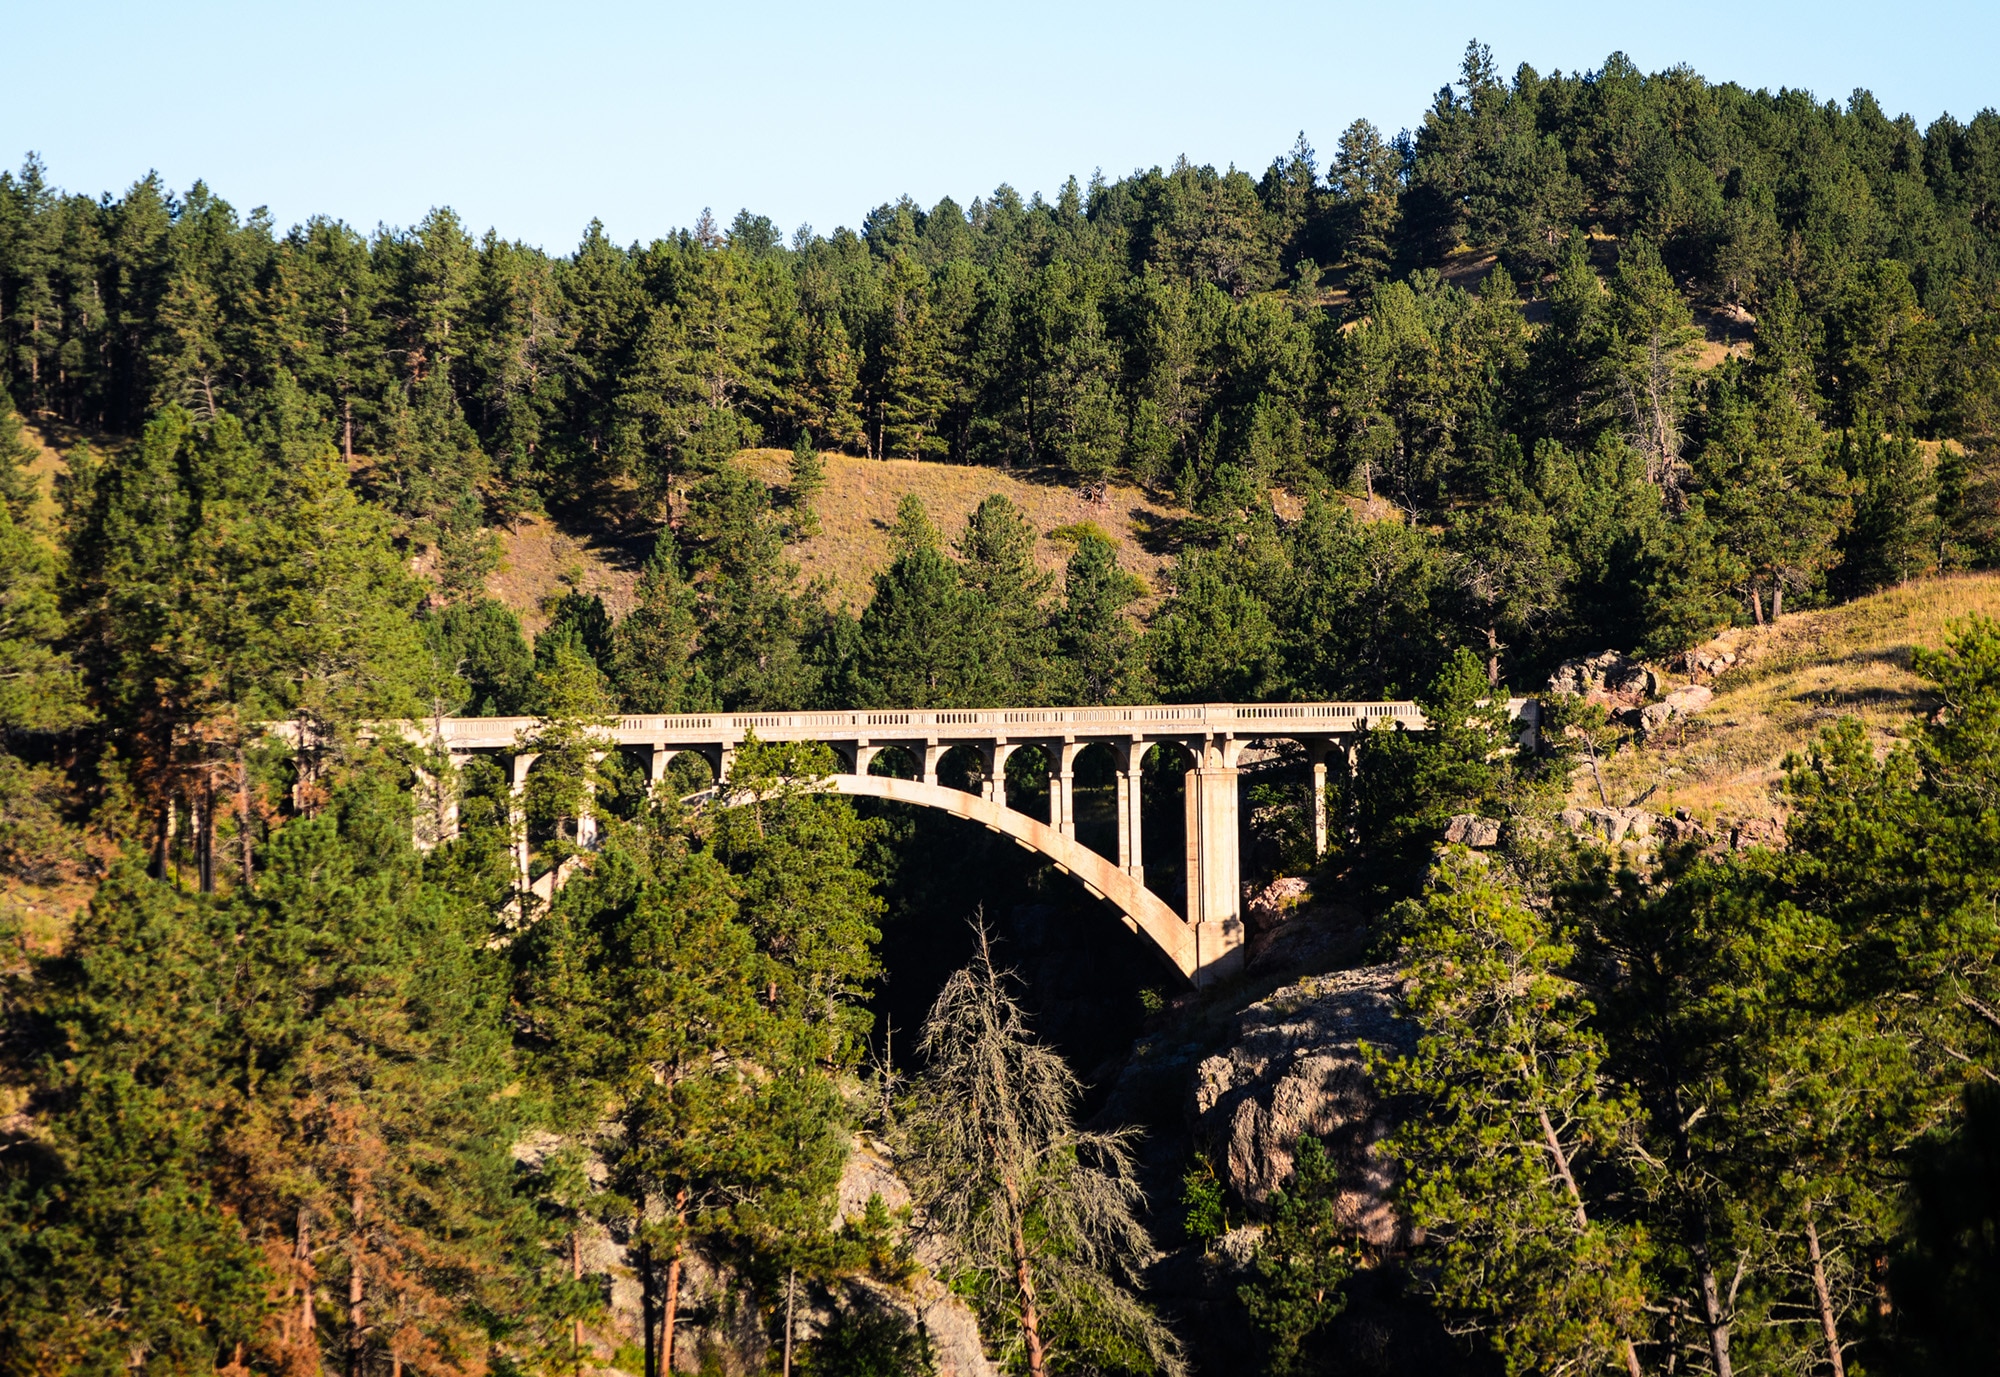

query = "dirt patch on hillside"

[{"left": 732, "top": 450, "right": 1186, "bottom": 612}]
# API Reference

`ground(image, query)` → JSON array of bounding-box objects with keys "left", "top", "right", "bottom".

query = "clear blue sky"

[{"left": 7, "top": 1, "right": 1998, "bottom": 252}]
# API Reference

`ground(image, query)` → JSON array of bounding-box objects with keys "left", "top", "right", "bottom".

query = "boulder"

[
  {"left": 1443, "top": 813, "right": 1502, "bottom": 848},
  {"left": 1559, "top": 806, "right": 1655, "bottom": 843},
  {"left": 1547, "top": 650, "right": 1638, "bottom": 698},
  {"left": 1730, "top": 816, "right": 1786, "bottom": 851},
  {"left": 1190, "top": 966, "right": 1416, "bottom": 1246},
  {"left": 1656, "top": 810, "right": 1711, "bottom": 846},
  {"left": 1245, "top": 876, "right": 1310, "bottom": 934}
]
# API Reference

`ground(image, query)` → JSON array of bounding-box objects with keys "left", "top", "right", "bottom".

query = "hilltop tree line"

[{"left": 7, "top": 44, "right": 2000, "bottom": 691}]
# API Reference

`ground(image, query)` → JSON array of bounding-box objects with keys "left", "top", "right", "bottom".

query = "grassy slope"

[
  {"left": 1582, "top": 573, "right": 2000, "bottom": 829},
  {"left": 730, "top": 449, "right": 1182, "bottom": 611},
  {"left": 485, "top": 450, "right": 1187, "bottom": 630}
]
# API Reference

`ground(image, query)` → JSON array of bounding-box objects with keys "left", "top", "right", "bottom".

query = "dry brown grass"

[
  {"left": 486, "top": 512, "right": 646, "bottom": 635},
  {"left": 731, "top": 449, "right": 1184, "bottom": 612},
  {"left": 1581, "top": 573, "right": 2000, "bottom": 827}
]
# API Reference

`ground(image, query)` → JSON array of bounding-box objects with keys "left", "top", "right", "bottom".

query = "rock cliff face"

[
  {"left": 1188, "top": 966, "right": 1416, "bottom": 1246},
  {"left": 1089, "top": 897, "right": 1490, "bottom": 1377}
]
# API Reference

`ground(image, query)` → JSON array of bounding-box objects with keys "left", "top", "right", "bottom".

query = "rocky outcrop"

[
  {"left": 1631, "top": 683, "right": 1713, "bottom": 735},
  {"left": 1559, "top": 805, "right": 1656, "bottom": 844},
  {"left": 503, "top": 1132, "right": 993, "bottom": 1376},
  {"left": 1244, "top": 876, "right": 1310, "bottom": 933},
  {"left": 1547, "top": 650, "right": 1657, "bottom": 703},
  {"left": 1443, "top": 813, "right": 1501, "bottom": 847},
  {"left": 832, "top": 1137, "right": 995, "bottom": 1377},
  {"left": 1189, "top": 966, "right": 1416, "bottom": 1246}
]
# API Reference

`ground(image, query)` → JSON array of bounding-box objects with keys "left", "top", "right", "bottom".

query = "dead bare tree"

[{"left": 900, "top": 920, "right": 1184, "bottom": 1377}]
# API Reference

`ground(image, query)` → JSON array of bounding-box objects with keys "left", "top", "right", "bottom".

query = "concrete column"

[
  {"left": 412, "top": 752, "right": 467, "bottom": 851},
  {"left": 510, "top": 752, "right": 538, "bottom": 888},
  {"left": 985, "top": 742, "right": 1019, "bottom": 807},
  {"left": 1050, "top": 738, "right": 1081, "bottom": 840},
  {"left": 921, "top": 739, "right": 947, "bottom": 787},
  {"left": 1114, "top": 739, "right": 1146, "bottom": 885},
  {"left": 1184, "top": 754, "right": 1202, "bottom": 927},
  {"left": 577, "top": 751, "right": 606, "bottom": 850},
  {"left": 852, "top": 740, "right": 880, "bottom": 776},
  {"left": 1306, "top": 739, "right": 1330, "bottom": 858},
  {"left": 1185, "top": 736, "right": 1244, "bottom": 985}
]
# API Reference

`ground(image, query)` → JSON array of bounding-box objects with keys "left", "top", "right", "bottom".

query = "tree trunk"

[
  {"left": 348, "top": 1192, "right": 366, "bottom": 1377},
  {"left": 297, "top": 1209, "right": 314, "bottom": 1350},
  {"left": 1694, "top": 1244, "right": 1735, "bottom": 1377},
  {"left": 1749, "top": 584, "right": 1765, "bottom": 626},
  {"left": 639, "top": 1235, "right": 659, "bottom": 1377},
  {"left": 1485, "top": 626, "right": 1501, "bottom": 687},
  {"left": 662, "top": 1188, "right": 688, "bottom": 1374},
  {"left": 1002, "top": 1174, "right": 1048, "bottom": 1377},
  {"left": 782, "top": 1269, "right": 796, "bottom": 1377},
  {"left": 197, "top": 775, "right": 219, "bottom": 893},
  {"left": 154, "top": 801, "right": 174, "bottom": 881},
  {"left": 1535, "top": 1104, "right": 1642, "bottom": 1377},
  {"left": 342, "top": 392, "right": 354, "bottom": 467},
  {"left": 572, "top": 1230, "right": 586, "bottom": 1372},
  {"left": 1770, "top": 583, "right": 1784, "bottom": 621},
  {"left": 235, "top": 745, "right": 255, "bottom": 891},
  {"left": 1805, "top": 1206, "right": 1846, "bottom": 1377}
]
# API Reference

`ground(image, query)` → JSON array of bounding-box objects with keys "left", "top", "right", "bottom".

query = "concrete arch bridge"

[{"left": 413, "top": 699, "right": 1535, "bottom": 987}]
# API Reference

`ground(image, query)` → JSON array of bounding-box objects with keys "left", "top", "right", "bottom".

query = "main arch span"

[{"left": 411, "top": 700, "right": 1537, "bottom": 986}]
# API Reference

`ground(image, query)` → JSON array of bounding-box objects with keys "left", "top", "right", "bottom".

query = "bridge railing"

[{"left": 405, "top": 699, "right": 1535, "bottom": 750}]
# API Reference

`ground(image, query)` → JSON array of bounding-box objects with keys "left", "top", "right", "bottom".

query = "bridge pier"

[
  {"left": 509, "top": 752, "right": 537, "bottom": 888},
  {"left": 1050, "top": 738, "right": 1083, "bottom": 840},
  {"left": 982, "top": 741, "right": 1016, "bottom": 805},
  {"left": 1184, "top": 736, "right": 1245, "bottom": 981},
  {"left": 1114, "top": 739, "right": 1145, "bottom": 887}
]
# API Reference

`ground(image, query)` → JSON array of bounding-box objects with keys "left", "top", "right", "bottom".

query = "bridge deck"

[{"left": 419, "top": 700, "right": 1532, "bottom": 752}]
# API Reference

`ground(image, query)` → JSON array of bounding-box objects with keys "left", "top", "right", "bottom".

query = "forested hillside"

[{"left": 4, "top": 41, "right": 2000, "bottom": 1377}]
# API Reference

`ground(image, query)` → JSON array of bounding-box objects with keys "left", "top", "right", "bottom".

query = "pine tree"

[
  {"left": 515, "top": 828, "right": 766, "bottom": 1377},
  {"left": 1053, "top": 530, "right": 1144, "bottom": 704},
  {"left": 1606, "top": 238, "right": 1703, "bottom": 492},
  {"left": 682, "top": 466, "right": 818, "bottom": 709},
  {"left": 955, "top": 493, "right": 1054, "bottom": 701},
  {"left": 1372, "top": 852, "right": 1649, "bottom": 1376},
  {"left": 853, "top": 495, "right": 997, "bottom": 707},
  {"left": 1833, "top": 418, "right": 1938, "bottom": 594},
  {"left": 1238, "top": 1135, "right": 1355, "bottom": 1374},
  {"left": 0, "top": 386, "right": 40, "bottom": 519},
  {"left": 611, "top": 533, "right": 709, "bottom": 712}
]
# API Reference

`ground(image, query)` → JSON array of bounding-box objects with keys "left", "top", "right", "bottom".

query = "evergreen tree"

[
  {"left": 682, "top": 466, "right": 818, "bottom": 709},
  {"left": 955, "top": 493, "right": 1054, "bottom": 702},
  {"left": 1833, "top": 419, "right": 1938, "bottom": 594},
  {"left": 1373, "top": 852, "right": 1648, "bottom": 1376},
  {"left": 611, "top": 532, "right": 709, "bottom": 712},
  {"left": 1053, "top": 530, "right": 1144, "bottom": 704},
  {"left": 853, "top": 495, "right": 997, "bottom": 707},
  {"left": 786, "top": 430, "right": 826, "bottom": 539},
  {"left": 1238, "top": 1135, "right": 1355, "bottom": 1375}
]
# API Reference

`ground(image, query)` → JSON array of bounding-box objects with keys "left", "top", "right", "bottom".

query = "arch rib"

[{"left": 820, "top": 774, "right": 1198, "bottom": 981}]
